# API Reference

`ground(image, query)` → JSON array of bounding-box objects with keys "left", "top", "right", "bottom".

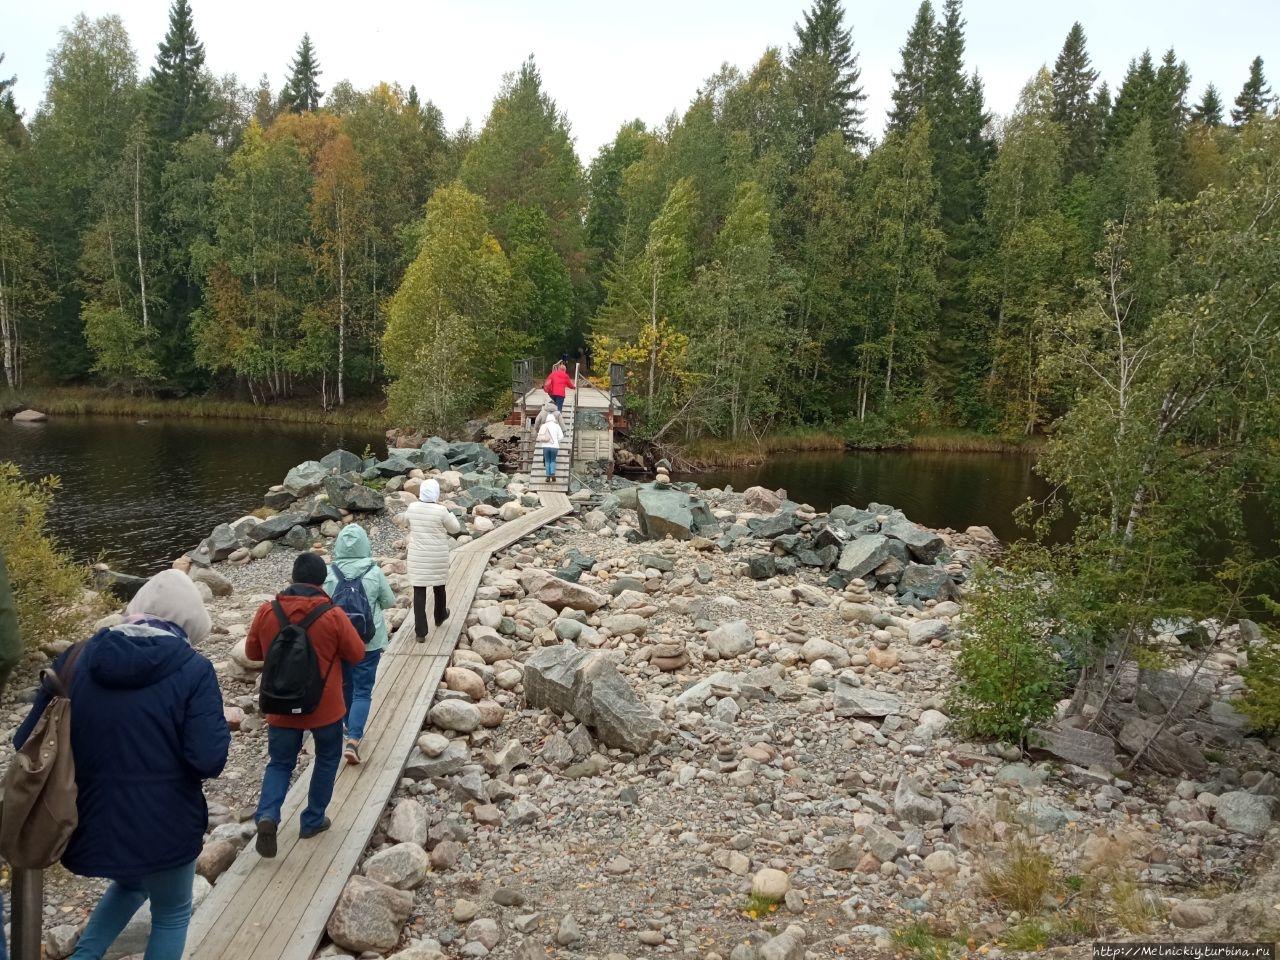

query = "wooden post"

[{"left": 11, "top": 868, "right": 43, "bottom": 960}]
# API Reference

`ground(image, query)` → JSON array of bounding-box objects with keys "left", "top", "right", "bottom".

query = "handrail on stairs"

[{"left": 567, "top": 362, "right": 581, "bottom": 487}]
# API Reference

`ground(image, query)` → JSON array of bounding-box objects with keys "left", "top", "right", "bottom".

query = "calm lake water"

[
  {"left": 2, "top": 417, "right": 1275, "bottom": 594},
  {"left": 1, "top": 415, "right": 382, "bottom": 575}
]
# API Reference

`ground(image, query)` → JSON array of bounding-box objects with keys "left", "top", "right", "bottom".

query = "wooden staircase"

[{"left": 521, "top": 367, "right": 579, "bottom": 495}]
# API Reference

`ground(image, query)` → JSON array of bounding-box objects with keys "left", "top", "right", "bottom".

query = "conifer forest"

[{"left": 0, "top": 0, "right": 1276, "bottom": 453}]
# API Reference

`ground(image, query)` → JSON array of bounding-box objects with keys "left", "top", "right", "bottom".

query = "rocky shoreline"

[{"left": 1, "top": 440, "right": 1275, "bottom": 960}]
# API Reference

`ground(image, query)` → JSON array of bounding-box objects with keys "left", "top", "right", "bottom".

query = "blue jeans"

[
  {"left": 542, "top": 446, "right": 558, "bottom": 478},
  {"left": 552, "top": 394, "right": 564, "bottom": 412},
  {"left": 256, "top": 721, "right": 343, "bottom": 833},
  {"left": 342, "top": 647, "right": 381, "bottom": 742},
  {"left": 70, "top": 861, "right": 196, "bottom": 960}
]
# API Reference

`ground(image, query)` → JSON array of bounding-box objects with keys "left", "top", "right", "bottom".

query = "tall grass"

[
  {"left": 2, "top": 387, "right": 390, "bottom": 430},
  {"left": 908, "top": 430, "right": 1040, "bottom": 453},
  {"left": 677, "top": 428, "right": 847, "bottom": 468}
]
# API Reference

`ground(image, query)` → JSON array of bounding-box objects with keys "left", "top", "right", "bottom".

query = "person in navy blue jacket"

[{"left": 14, "top": 569, "right": 230, "bottom": 960}]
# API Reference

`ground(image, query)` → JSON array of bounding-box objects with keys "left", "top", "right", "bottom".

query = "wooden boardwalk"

[{"left": 185, "top": 491, "right": 573, "bottom": 960}]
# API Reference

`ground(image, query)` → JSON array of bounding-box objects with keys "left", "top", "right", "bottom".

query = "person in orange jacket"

[
  {"left": 543, "top": 361, "right": 576, "bottom": 413},
  {"left": 247, "top": 552, "right": 364, "bottom": 858}
]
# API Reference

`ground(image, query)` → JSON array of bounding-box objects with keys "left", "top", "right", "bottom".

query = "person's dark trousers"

[
  {"left": 412, "top": 585, "right": 448, "bottom": 637},
  {"left": 552, "top": 395, "right": 564, "bottom": 412},
  {"left": 255, "top": 721, "right": 343, "bottom": 834}
]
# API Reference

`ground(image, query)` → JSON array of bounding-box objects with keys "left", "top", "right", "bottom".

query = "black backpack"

[
  {"left": 330, "top": 562, "right": 376, "bottom": 643},
  {"left": 259, "top": 600, "right": 336, "bottom": 716}
]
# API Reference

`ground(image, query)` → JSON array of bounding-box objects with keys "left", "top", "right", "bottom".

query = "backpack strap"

[
  {"left": 332, "top": 562, "right": 373, "bottom": 583},
  {"left": 297, "top": 601, "right": 334, "bottom": 631},
  {"left": 40, "top": 639, "right": 86, "bottom": 700}
]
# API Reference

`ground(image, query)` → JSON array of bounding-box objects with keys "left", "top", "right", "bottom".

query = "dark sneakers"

[
  {"left": 435, "top": 608, "right": 450, "bottom": 626},
  {"left": 255, "top": 819, "right": 277, "bottom": 858},
  {"left": 344, "top": 740, "right": 361, "bottom": 765},
  {"left": 300, "top": 817, "right": 332, "bottom": 839}
]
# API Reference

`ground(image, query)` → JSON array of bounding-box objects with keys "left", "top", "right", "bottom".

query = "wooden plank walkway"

[{"left": 186, "top": 491, "right": 573, "bottom": 960}]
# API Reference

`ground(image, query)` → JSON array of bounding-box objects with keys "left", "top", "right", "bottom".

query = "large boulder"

[
  {"left": 13, "top": 408, "right": 47, "bottom": 422},
  {"left": 834, "top": 679, "right": 903, "bottom": 718},
  {"left": 327, "top": 876, "right": 415, "bottom": 954},
  {"left": 200, "top": 523, "right": 241, "bottom": 562},
  {"left": 524, "top": 645, "right": 664, "bottom": 754},
  {"left": 364, "top": 842, "right": 430, "bottom": 890},
  {"left": 743, "top": 486, "right": 785, "bottom": 513},
  {"left": 747, "top": 511, "right": 804, "bottom": 540},
  {"left": 1117, "top": 717, "right": 1208, "bottom": 777},
  {"left": 837, "top": 535, "right": 896, "bottom": 579},
  {"left": 706, "top": 620, "right": 755, "bottom": 659},
  {"left": 1213, "top": 791, "right": 1273, "bottom": 838},
  {"left": 91, "top": 566, "right": 148, "bottom": 600},
  {"left": 189, "top": 566, "right": 233, "bottom": 598},
  {"left": 637, "top": 487, "right": 695, "bottom": 540},
  {"left": 320, "top": 448, "right": 363, "bottom": 474},
  {"left": 899, "top": 563, "right": 956, "bottom": 601},
  {"left": 1028, "top": 725, "right": 1118, "bottom": 770},
  {"left": 469, "top": 484, "right": 516, "bottom": 508},
  {"left": 520, "top": 570, "right": 608, "bottom": 613},
  {"left": 375, "top": 453, "right": 417, "bottom": 478},
  {"left": 881, "top": 519, "right": 946, "bottom": 563},
  {"left": 248, "top": 511, "right": 309, "bottom": 543},
  {"left": 894, "top": 775, "right": 943, "bottom": 825},
  {"left": 283, "top": 460, "right": 328, "bottom": 496},
  {"left": 324, "top": 476, "right": 385, "bottom": 513},
  {"left": 263, "top": 488, "right": 297, "bottom": 510},
  {"left": 446, "top": 441, "right": 499, "bottom": 470}
]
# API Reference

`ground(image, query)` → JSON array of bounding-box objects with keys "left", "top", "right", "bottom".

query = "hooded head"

[
  {"left": 543, "top": 401, "right": 558, "bottom": 415},
  {"left": 419, "top": 478, "right": 440, "bottom": 504},
  {"left": 126, "top": 570, "right": 211, "bottom": 645},
  {"left": 333, "top": 522, "right": 373, "bottom": 561},
  {"left": 292, "top": 551, "right": 328, "bottom": 586}
]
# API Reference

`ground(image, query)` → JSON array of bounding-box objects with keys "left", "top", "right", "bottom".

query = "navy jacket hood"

[{"left": 89, "top": 620, "right": 196, "bottom": 690}]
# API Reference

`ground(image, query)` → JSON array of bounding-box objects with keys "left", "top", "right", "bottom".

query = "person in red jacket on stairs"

[{"left": 543, "top": 361, "right": 576, "bottom": 413}]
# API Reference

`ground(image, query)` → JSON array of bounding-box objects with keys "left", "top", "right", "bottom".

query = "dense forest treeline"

[{"left": 0, "top": 0, "right": 1276, "bottom": 443}]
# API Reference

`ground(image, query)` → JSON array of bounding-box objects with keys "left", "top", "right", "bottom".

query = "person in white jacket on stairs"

[
  {"left": 537, "top": 417, "right": 564, "bottom": 481},
  {"left": 395, "top": 479, "right": 461, "bottom": 641}
]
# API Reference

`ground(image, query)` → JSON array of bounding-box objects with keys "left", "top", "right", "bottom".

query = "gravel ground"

[{"left": 1, "top": 480, "right": 1275, "bottom": 960}]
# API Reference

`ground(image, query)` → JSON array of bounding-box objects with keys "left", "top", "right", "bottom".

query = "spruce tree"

[
  {"left": 0, "top": 54, "right": 24, "bottom": 146},
  {"left": 1231, "top": 56, "right": 1275, "bottom": 126},
  {"left": 147, "top": 0, "right": 210, "bottom": 144},
  {"left": 888, "top": 1, "right": 936, "bottom": 134},
  {"left": 1191, "top": 84, "right": 1224, "bottom": 126},
  {"left": 787, "top": 0, "right": 867, "bottom": 147},
  {"left": 282, "top": 34, "right": 323, "bottom": 113},
  {"left": 1150, "top": 49, "right": 1190, "bottom": 194},
  {"left": 1051, "top": 22, "right": 1100, "bottom": 179},
  {"left": 1105, "top": 51, "right": 1157, "bottom": 149}
]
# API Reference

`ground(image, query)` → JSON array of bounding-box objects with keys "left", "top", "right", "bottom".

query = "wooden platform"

[{"left": 185, "top": 491, "right": 573, "bottom": 960}]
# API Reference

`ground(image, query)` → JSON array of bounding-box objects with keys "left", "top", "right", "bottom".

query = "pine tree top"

[
  {"left": 1232, "top": 55, "right": 1275, "bottom": 126},
  {"left": 283, "top": 33, "right": 324, "bottom": 113}
]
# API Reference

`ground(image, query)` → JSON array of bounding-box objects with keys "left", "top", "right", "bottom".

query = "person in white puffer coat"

[{"left": 396, "top": 479, "right": 461, "bottom": 641}]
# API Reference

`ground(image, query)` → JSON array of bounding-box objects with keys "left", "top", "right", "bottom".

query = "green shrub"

[
  {"left": 0, "top": 462, "right": 96, "bottom": 649},
  {"left": 1236, "top": 603, "right": 1280, "bottom": 733},
  {"left": 948, "top": 565, "right": 1068, "bottom": 742}
]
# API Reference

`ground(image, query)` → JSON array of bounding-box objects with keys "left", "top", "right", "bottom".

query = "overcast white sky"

[{"left": 7, "top": 1, "right": 1278, "bottom": 161}]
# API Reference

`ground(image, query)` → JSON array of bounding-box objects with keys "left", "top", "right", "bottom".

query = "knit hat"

[
  {"left": 126, "top": 570, "right": 212, "bottom": 645},
  {"left": 419, "top": 479, "right": 440, "bottom": 503},
  {"left": 292, "top": 551, "right": 328, "bottom": 586}
]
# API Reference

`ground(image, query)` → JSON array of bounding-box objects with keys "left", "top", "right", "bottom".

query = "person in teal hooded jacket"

[{"left": 323, "top": 523, "right": 395, "bottom": 765}]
